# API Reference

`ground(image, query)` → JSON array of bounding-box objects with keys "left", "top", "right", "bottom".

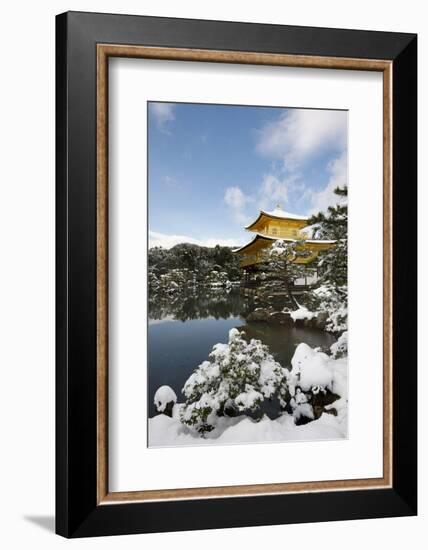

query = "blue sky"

[{"left": 148, "top": 102, "right": 347, "bottom": 248}]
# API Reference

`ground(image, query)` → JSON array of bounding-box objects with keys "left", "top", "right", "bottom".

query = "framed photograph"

[{"left": 56, "top": 11, "right": 417, "bottom": 537}]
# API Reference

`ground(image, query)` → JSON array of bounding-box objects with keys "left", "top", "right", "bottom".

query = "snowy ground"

[{"left": 149, "top": 407, "right": 346, "bottom": 447}]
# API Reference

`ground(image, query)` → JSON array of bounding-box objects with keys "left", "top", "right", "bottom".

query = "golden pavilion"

[{"left": 233, "top": 205, "right": 335, "bottom": 284}]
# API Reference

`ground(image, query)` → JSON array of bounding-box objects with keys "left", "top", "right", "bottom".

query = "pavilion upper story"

[
  {"left": 244, "top": 206, "right": 309, "bottom": 239},
  {"left": 233, "top": 206, "right": 335, "bottom": 268}
]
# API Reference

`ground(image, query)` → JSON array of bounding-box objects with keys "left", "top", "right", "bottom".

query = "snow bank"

[
  {"left": 148, "top": 410, "right": 345, "bottom": 447},
  {"left": 290, "top": 343, "right": 333, "bottom": 392},
  {"left": 289, "top": 306, "right": 315, "bottom": 322},
  {"left": 288, "top": 342, "right": 348, "bottom": 428},
  {"left": 154, "top": 385, "right": 177, "bottom": 413},
  {"left": 289, "top": 342, "right": 348, "bottom": 400},
  {"left": 289, "top": 388, "right": 315, "bottom": 422},
  {"left": 330, "top": 331, "right": 348, "bottom": 358},
  {"left": 312, "top": 284, "right": 348, "bottom": 333}
]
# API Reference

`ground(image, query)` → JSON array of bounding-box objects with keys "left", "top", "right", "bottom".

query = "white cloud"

[
  {"left": 150, "top": 102, "right": 175, "bottom": 134},
  {"left": 149, "top": 230, "right": 243, "bottom": 250},
  {"left": 257, "top": 108, "right": 347, "bottom": 166},
  {"left": 224, "top": 186, "right": 252, "bottom": 224},
  {"left": 307, "top": 152, "right": 348, "bottom": 214},
  {"left": 258, "top": 173, "right": 290, "bottom": 209},
  {"left": 252, "top": 108, "right": 348, "bottom": 215},
  {"left": 224, "top": 174, "right": 300, "bottom": 225}
]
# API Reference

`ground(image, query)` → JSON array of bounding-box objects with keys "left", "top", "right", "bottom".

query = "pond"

[{"left": 148, "top": 287, "right": 337, "bottom": 417}]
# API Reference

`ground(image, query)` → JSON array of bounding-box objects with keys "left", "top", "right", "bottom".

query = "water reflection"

[{"left": 149, "top": 286, "right": 253, "bottom": 322}]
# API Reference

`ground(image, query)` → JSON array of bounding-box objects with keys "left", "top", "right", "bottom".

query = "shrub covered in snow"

[
  {"left": 179, "top": 328, "right": 289, "bottom": 435},
  {"left": 289, "top": 388, "right": 315, "bottom": 424},
  {"left": 312, "top": 283, "right": 348, "bottom": 333},
  {"left": 289, "top": 343, "right": 334, "bottom": 392},
  {"left": 287, "top": 342, "right": 347, "bottom": 425},
  {"left": 206, "top": 269, "right": 230, "bottom": 288},
  {"left": 154, "top": 385, "right": 177, "bottom": 417},
  {"left": 330, "top": 331, "right": 348, "bottom": 358},
  {"left": 150, "top": 269, "right": 195, "bottom": 293},
  {"left": 289, "top": 306, "right": 316, "bottom": 322},
  {"left": 172, "top": 269, "right": 194, "bottom": 288}
]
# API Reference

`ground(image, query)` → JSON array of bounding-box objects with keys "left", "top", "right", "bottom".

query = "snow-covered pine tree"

[
  {"left": 307, "top": 186, "right": 348, "bottom": 332},
  {"left": 179, "top": 328, "right": 290, "bottom": 435},
  {"left": 256, "top": 239, "right": 311, "bottom": 309},
  {"left": 308, "top": 185, "right": 348, "bottom": 289}
]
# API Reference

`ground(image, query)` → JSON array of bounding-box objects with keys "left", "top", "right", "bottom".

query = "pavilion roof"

[
  {"left": 233, "top": 233, "right": 336, "bottom": 254},
  {"left": 245, "top": 207, "right": 308, "bottom": 230}
]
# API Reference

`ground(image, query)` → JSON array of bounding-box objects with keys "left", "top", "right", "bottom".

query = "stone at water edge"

[
  {"left": 268, "top": 311, "right": 294, "bottom": 326},
  {"left": 246, "top": 307, "right": 270, "bottom": 322},
  {"left": 223, "top": 399, "right": 239, "bottom": 417},
  {"left": 311, "top": 388, "right": 341, "bottom": 420},
  {"left": 315, "top": 311, "right": 329, "bottom": 329},
  {"left": 303, "top": 317, "right": 317, "bottom": 328}
]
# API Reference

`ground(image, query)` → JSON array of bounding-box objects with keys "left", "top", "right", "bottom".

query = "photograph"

[{"left": 147, "top": 102, "right": 349, "bottom": 447}]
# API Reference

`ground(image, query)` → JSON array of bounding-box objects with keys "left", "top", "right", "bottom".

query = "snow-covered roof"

[
  {"left": 261, "top": 208, "right": 308, "bottom": 221},
  {"left": 244, "top": 208, "right": 308, "bottom": 230},
  {"left": 233, "top": 234, "right": 275, "bottom": 253},
  {"left": 302, "top": 238, "right": 336, "bottom": 245},
  {"left": 233, "top": 233, "right": 336, "bottom": 253}
]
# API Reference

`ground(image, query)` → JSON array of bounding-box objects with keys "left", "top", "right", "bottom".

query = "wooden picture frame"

[{"left": 56, "top": 11, "right": 417, "bottom": 537}]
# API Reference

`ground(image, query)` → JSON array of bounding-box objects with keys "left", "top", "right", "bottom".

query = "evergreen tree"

[
  {"left": 306, "top": 185, "right": 348, "bottom": 332},
  {"left": 179, "top": 328, "right": 289, "bottom": 435},
  {"left": 256, "top": 239, "right": 311, "bottom": 309},
  {"left": 308, "top": 185, "right": 348, "bottom": 289}
]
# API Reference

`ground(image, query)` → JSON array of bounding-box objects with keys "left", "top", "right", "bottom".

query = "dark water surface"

[{"left": 148, "top": 288, "right": 336, "bottom": 417}]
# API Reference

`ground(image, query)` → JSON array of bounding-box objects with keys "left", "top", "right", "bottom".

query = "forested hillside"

[{"left": 148, "top": 243, "right": 241, "bottom": 283}]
